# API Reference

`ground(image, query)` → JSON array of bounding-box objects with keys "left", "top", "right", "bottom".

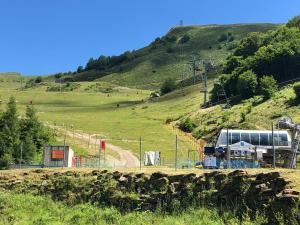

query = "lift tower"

[{"left": 278, "top": 117, "right": 300, "bottom": 168}]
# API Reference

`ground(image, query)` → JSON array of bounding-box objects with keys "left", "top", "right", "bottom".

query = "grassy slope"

[
  {"left": 74, "top": 24, "right": 277, "bottom": 90},
  {"left": 0, "top": 81, "right": 205, "bottom": 161},
  {"left": 190, "top": 85, "right": 300, "bottom": 143}
]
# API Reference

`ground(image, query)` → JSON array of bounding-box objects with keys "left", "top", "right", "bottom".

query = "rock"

[
  {"left": 269, "top": 177, "right": 289, "bottom": 193},
  {"left": 228, "top": 170, "right": 248, "bottom": 177},
  {"left": 256, "top": 172, "right": 280, "bottom": 181},
  {"left": 150, "top": 172, "right": 168, "bottom": 180},
  {"left": 181, "top": 173, "right": 197, "bottom": 183}
]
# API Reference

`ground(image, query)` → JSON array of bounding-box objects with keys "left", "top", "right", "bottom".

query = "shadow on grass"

[{"left": 285, "top": 97, "right": 300, "bottom": 107}]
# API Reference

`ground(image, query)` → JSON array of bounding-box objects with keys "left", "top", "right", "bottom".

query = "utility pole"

[
  {"left": 187, "top": 55, "right": 199, "bottom": 85},
  {"left": 175, "top": 135, "right": 178, "bottom": 171},
  {"left": 139, "top": 136, "right": 142, "bottom": 170},
  {"left": 272, "top": 123, "right": 276, "bottom": 168},
  {"left": 20, "top": 77, "right": 23, "bottom": 91},
  {"left": 19, "top": 143, "right": 23, "bottom": 169},
  {"left": 88, "top": 133, "right": 91, "bottom": 148},
  {"left": 203, "top": 65, "right": 208, "bottom": 105},
  {"left": 98, "top": 138, "right": 101, "bottom": 169},
  {"left": 60, "top": 78, "right": 62, "bottom": 93},
  {"left": 226, "top": 127, "right": 230, "bottom": 169},
  {"left": 201, "top": 59, "right": 214, "bottom": 106}
]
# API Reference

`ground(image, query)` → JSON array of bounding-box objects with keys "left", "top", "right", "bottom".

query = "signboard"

[
  {"left": 51, "top": 150, "right": 64, "bottom": 159},
  {"left": 101, "top": 139, "right": 106, "bottom": 151}
]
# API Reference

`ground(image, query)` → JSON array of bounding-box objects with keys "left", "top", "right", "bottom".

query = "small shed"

[{"left": 43, "top": 145, "right": 74, "bottom": 168}]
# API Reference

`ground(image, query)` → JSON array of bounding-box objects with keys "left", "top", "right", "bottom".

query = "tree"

[
  {"left": 234, "top": 32, "right": 264, "bottom": 57},
  {"left": 237, "top": 70, "right": 258, "bottom": 98},
  {"left": 293, "top": 82, "right": 300, "bottom": 102},
  {"left": 160, "top": 78, "right": 177, "bottom": 95},
  {"left": 77, "top": 66, "right": 84, "bottom": 73},
  {"left": 0, "top": 96, "right": 20, "bottom": 162},
  {"left": 21, "top": 134, "right": 36, "bottom": 162},
  {"left": 20, "top": 105, "right": 51, "bottom": 155},
  {"left": 35, "top": 76, "right": 43, "bottom": 83},
  {"left": 179, "top": 118, "right": 196, "bottom": 133},
  {"left": 287, "top": 15, "right": 300, "bottom": 29},
  {"left": 218, "top": 33, "right": 228, "bottom": 42},
  {"left": 259, "top": 75, "right": 278, "bottom": 99}
]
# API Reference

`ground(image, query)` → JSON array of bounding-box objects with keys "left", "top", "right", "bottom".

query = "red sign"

[
  {"left": 51, "top": 150, "right": 64, "bottom": 159},
  {"left": 101, "top": 139, "right": 106, "bottom": 151}
]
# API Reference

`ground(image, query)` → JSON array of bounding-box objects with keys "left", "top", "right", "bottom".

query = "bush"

[
  {"left": 237, "top": 70, "right": 258, "bottom": 99},
  {"left": 160, "top": 78, "right": 177, "bottom": 95},
  {"left": 287, "top": 15, "right": 300, "bottom": 29},
  {"left": 259, "top": 75, "right": 278, "bottom": 99},
  {"left": 179, "top": 34, "right": 190, "bottom": 44},
  {"left": 293, "top": 82, "right": 300, "bottom": 101},
  {"left": 218, "top": 33, "right": 228, "bottom": 42},
  {"left": 178, "top": 118, "right": 196, "bottom": 133},
  {"left": 35, "top": 76, "right": 43, "bottom": 83}
]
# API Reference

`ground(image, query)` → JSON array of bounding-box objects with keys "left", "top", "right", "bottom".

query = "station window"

[
  {"left": 279, "top": 134, "right": 288, "bottom": 146},
  {"left": 241, "top": 133, "right": 250, "bottom": 143},
  {"left": 259, "top": 133, "right": 269, "bottom": 146},
  {"left": 231, "top": 132, "right": 240, "bottom": 144},
  {"left": 218, "top": 132, "right": 227, "bottom": 145},
  {"left": 250, "top": 133, "right": 259, "bottom": 145}
]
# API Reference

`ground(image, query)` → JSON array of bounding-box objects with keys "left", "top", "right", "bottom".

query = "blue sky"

[{"left": 0, "top": 0, "right": 299, "bottom": 75}]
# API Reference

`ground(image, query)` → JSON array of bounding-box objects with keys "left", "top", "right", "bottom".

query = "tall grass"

[{"left": 0, "top": 191, "right": 266, "bottom": 225}]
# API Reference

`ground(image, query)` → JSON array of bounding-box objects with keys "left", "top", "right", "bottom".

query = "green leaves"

[
  {"left": 211, "top": 16, "right": 300, "bottom": 103},
  {"left": 236, "top": 70, "right": 258, "bottom": 99},
  {"left": 287, "top": 15, "right": 300, "bottom": 29}
]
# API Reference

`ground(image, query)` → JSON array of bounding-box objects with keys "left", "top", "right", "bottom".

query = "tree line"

[
  {"left": 0, "top": 97, "right": 53, "bottom": 169},
  {"left": 211, "top": 15, "right": 300, "bottom": 102}
]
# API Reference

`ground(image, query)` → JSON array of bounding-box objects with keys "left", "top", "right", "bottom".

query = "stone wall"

[{"left": 0, "top": 170, "right": 299, "bottom": 224}]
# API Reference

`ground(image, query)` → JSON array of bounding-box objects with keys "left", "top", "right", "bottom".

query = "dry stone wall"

[{"left": 0, "top": 169, "right": 299, "bottom": 224}]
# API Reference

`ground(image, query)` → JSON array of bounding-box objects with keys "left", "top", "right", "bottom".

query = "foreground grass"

[{"left": 0, "top": 191, "right": 266, "bottom": 225}]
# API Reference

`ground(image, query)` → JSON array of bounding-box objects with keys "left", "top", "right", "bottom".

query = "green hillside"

[
  {"left": 185, "top": 85, "right": 300, "bottom": 143},
  {"left": 58, "top": 24, "right": 277, "bottom": 90}
]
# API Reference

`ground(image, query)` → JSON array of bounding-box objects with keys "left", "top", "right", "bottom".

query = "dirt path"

[{"left": 49, "top": 125, "right": 140, "bottom": 168}]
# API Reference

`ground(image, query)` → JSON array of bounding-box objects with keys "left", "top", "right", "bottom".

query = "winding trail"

[{"left": 48, "top": 125, "right": 140, "bottom": 168}]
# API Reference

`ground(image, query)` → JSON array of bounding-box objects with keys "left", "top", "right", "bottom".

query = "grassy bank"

[{"left": 0, "top": 188, "right": 266, "bottom": 225}]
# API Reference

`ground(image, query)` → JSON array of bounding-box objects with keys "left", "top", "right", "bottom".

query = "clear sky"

[{"left": 0, "top": 0, "right": 299, "bottom": 75}]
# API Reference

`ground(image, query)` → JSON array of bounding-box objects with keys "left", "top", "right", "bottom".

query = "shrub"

[
  {"left": 166, "top": 47, "right": 175, "bottom": 53},
  {"left": 179, "top": 34, "right": 190, "bottom": 44},
  {"left": 178, "top": 117, "right": 196, "bottom": 133},
  {"left": 293, "top": 82, "right": 300, "bottom": 101},
  {"left": 35, "top": 76, "right": 43, "bottom": 83},
  {"left": 237, "top": 70, "right": 258, "bottom": 99},
  {"left": 287, "top": 15, "right": 300, "bottom": 29},
  {"left": 160, "top": 78, "right": 176, "bottom": 95},
  {"left": 218, "top": 33, "right": 228, "bottom": 42},
  {"left": 259, "top": 75, "right": 278, "bottom": 99}
]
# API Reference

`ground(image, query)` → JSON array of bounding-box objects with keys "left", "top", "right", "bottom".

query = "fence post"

[
  {"left": 175, "top": 135, "right": 178, "bottom": 171},
  {"left": 139, "top": 136, "right": 142, "bottom": 170},
  {"left": 226, "top": 127, "right": 231, "bottom": 169},
  {"left": 272, "top": 123, "right": 276, "bottom": 168},
  {"left": 98, "top": 138, "right": 101, "bottom": 169},
  {"left": 19, "top": 143, "right": 23, "bottom": 169}
]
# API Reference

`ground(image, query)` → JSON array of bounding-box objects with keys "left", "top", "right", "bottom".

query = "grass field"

[
  {"left": 0, "top": 80, "right": 208, "bottom": 161},
  {"left": 0, "top": 190, "right": 265, "bottom": 225}
]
